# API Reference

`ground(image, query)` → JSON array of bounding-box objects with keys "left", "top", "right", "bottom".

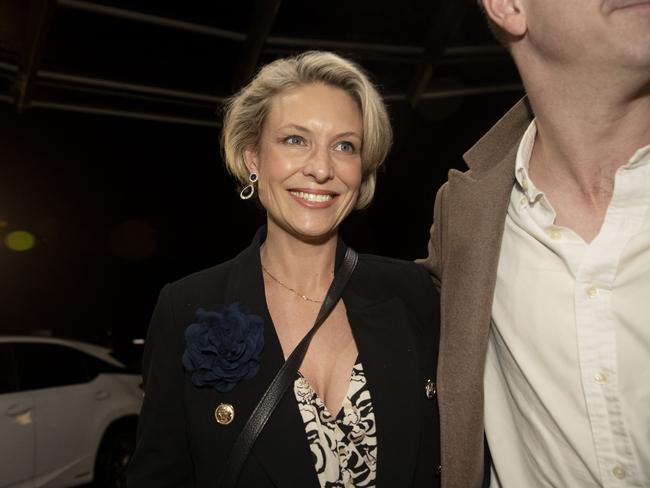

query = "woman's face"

[{"left": 245, "top": 83, "right": 363, "bottom": 243}]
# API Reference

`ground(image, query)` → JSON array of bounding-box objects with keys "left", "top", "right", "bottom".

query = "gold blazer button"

[
  {"left": 425, "top": 379, "right": 436, "bottom": 399},
  {"left": 215, "top": 403, "right": 235, "bottom": 425}
]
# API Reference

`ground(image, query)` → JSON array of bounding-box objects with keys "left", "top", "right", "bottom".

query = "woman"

[{"left": 127, "top": 51, "right": 440, "bottom": 488}]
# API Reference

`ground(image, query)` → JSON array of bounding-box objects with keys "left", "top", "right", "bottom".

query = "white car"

[{"left": 0, "top": 336, "right": 143, "bottom": 488}]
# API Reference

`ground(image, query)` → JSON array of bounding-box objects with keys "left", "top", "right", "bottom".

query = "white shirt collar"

[
  {"left": 514, "top": 119, "right": 650, "bottom": 204},
  {"left": 625, "top": 143, "right": 650, "bottom": 169},
  {"left": 514, "top": 119, "right": 543, "bottom": 205}
]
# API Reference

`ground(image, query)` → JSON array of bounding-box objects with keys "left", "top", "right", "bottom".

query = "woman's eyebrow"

[
  {"left": 277, "top": 123, "right": 310, "bottom": 133},
  {"left": 334, "top": 131, "right": 362, "bottom": 139}
]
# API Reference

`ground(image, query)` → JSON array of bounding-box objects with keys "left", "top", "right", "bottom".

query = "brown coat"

[{"left": 421, "top": 98, "right": 534, "bottom": 488}]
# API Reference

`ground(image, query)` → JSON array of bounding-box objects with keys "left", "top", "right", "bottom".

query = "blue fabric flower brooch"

[{"left": 182, "top": 303, "right": 264, "bottom": 393}]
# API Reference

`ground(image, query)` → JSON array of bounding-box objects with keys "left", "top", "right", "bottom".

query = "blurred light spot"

[
  {"left": 132, "top": 338, "right": 145, "bottom": 345},
  {"left": 5, "top": 230, "right": 36, "bottom": 251},
  {"left": 0, "top": 219, "right": 8, "bottom": 229},
  {"left": 15, "top": 412, "right": 33, "bottom": 426},
  {"left": 110, "top": 219, "right": 157, "bottom": 261}
]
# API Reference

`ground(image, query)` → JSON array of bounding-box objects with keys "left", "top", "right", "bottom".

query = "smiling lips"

[{"left": 289, "top": 190, "right": 338, "bottom": 207}]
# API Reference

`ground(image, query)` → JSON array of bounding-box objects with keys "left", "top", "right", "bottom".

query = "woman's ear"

[
  {"left": 481, "top": 0, "right": 527, "bottom": 37},
  {"left": 243, "top": 146, "right": 259, "bottom": 174}
]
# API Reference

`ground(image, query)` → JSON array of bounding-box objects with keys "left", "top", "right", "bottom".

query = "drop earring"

[{"left": 240, "top": 172, "right": 258, "bottom": 200}]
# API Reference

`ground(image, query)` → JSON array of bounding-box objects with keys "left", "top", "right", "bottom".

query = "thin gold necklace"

[{"left": 261, "top": 264, "right": 324, "bottom": 304}]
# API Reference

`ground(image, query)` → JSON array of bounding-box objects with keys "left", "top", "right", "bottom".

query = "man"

[{"left": 422, "top": 0, "right": 650, "bottom": 486}]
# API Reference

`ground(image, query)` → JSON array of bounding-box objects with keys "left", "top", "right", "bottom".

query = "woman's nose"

[{"left": 303, "top": 146, "right": 334, "bottom": 182}]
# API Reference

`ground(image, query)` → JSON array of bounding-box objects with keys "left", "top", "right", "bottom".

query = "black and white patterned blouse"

[{"left": 293, "top": 362, "right": 377, "bottom": 487}]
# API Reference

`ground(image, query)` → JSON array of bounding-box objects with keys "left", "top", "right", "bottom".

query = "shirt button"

[
  {"left": 594, "top": 373, "right": 608, "bottom": 384},
  {"left": 549, "top": 228, "right": 562, "bottom": 240},
  {"left": 586, "top": 286, "right": 599, "bottom": 298},
  {"left": 612, "top": 465, "right": 627, "bottom": 479},
  {"left": 520, "top": 196, "right": 528, "bottom": 206}
]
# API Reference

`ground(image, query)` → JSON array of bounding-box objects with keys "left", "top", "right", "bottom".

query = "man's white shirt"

[{"left": 486, "top": 120, "right": 650, "bottom": 487}]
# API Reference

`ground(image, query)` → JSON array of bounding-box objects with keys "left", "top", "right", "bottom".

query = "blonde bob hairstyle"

[{"left": 221, "top": 51, "right": 392, "bottom": 210}]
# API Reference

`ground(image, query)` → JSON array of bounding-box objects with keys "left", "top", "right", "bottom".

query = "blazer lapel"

[
  {"left": 346, "top": 290, "right": 421, "bottom": 487},
  {"left": 251, "top": 387, "right": 320, "bottom": 487},
  {"left": 223, "top": 228, "right": 320, "bottom": 487}
]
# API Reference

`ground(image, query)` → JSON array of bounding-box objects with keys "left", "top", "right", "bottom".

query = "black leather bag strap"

[{"left": 219, "top": 247, "right": 359, "bottom": 488}]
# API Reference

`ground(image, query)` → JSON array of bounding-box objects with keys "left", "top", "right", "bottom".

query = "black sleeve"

[
  {"left": 127, "top": 285, "right": 194, "bottom": 487},
  {"left": 411, "top": 261, "right": 441, "bottom": 339}
]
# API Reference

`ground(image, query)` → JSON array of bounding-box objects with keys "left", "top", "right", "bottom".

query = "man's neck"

[
  {"left": 529, "top": 76, "right": 650, "bottom": 195},
  {"left": 522, "top": 67, "right": 650, "bottom": 241}
]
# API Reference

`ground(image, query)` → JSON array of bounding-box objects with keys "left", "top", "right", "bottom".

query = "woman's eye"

[
  {"left": 284, "top": 135, "right": 304, "bottom": 145},
  {"left": 336, "top": 141, "right": 356, "bottom": 153}
]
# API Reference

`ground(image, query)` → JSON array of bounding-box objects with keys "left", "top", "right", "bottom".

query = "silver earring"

[{"left": 240, "top": 172, "right": 258, "bottom": 200}]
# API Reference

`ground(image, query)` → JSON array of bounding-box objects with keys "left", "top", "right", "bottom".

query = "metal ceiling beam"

[
  {"left": 267, "top": 36, "right": 423, "bottom": 56},
  {"left": 28, "top": 100, "right": 220, "bottom": 127},
  {"left": 13, "top": 0, "right": 56, "bottom": 113},
  {"left": 35, "top": 73, "right": 521, "bottom": 103},
  {"left": 0, "top": 82, "right": 524, "bottom": 107},
  {"left": 57, "top": 0, "right": 246, "bottom": 41},
  {"left": 57, "top": 0, "right": 420, "bottom": 53},
  {"left": 232, "top": 0, "right": 282, "bottom": 90},
  {"left": 0, "top": 61, "right": 19, "bottom": 72},
  {"left": 56, "top": 0, "right": 503, "bottom": 59},
  {"left": 38, "top": 70, "right": 225, "bottom": 103},
  {"left": 407, "top": 0, "right": 470, "bottom": 108},
  {"left": 0, "top": 58, "right": 523, "bottom": 120},
  {"left": 0, "top": 82, "right": 523, "bottom": 128},
  {"left": 38, "top": 80, "right": 216, "bottom": 109},
  {"left": 1, "top": 64, "right": 523, "bottom": 103},
  {"left": 384, "top": 83, "right": 523, "bottom": 102}
]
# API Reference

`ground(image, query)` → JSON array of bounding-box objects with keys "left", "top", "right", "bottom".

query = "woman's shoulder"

[
  {"left": 357, "top": 253, "right": 434, "bottom": 284},
  {"left": 169, "top": 259, "right": 234, "bottom": 292},
  {"left": 166, "top": 246, "right": 250, "bottom": 298},
  {"left": 353, "top": 253, "right": 440, "bottom": 350},
  {"left": 149, "top": 251, "right": 252, "bottom": 337},
  {"left": 354, "top": 253, "right": 439, "bottom": 302}
]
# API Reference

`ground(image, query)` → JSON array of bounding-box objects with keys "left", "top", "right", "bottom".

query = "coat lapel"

[
  {"left": 224, "top": 228, "right": 320, "bottom": 487},
  {"left": 346, "top": 288, "right": 421, "bottom": 487},
  {"left": 438, "top": 98, "right": 533, "bottom": 487},
  {"left": 251, "top": 386, "right": 320, "bottom": 487}
]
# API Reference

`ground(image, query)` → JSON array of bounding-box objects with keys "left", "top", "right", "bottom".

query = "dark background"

[{"left": 0, "top": 0, "right": 522, "bottom": 359}]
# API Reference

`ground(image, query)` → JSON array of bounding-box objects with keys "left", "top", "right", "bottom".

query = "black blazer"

[{"left": 128, "top": 228, "right": 441, "bottom": 487}]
